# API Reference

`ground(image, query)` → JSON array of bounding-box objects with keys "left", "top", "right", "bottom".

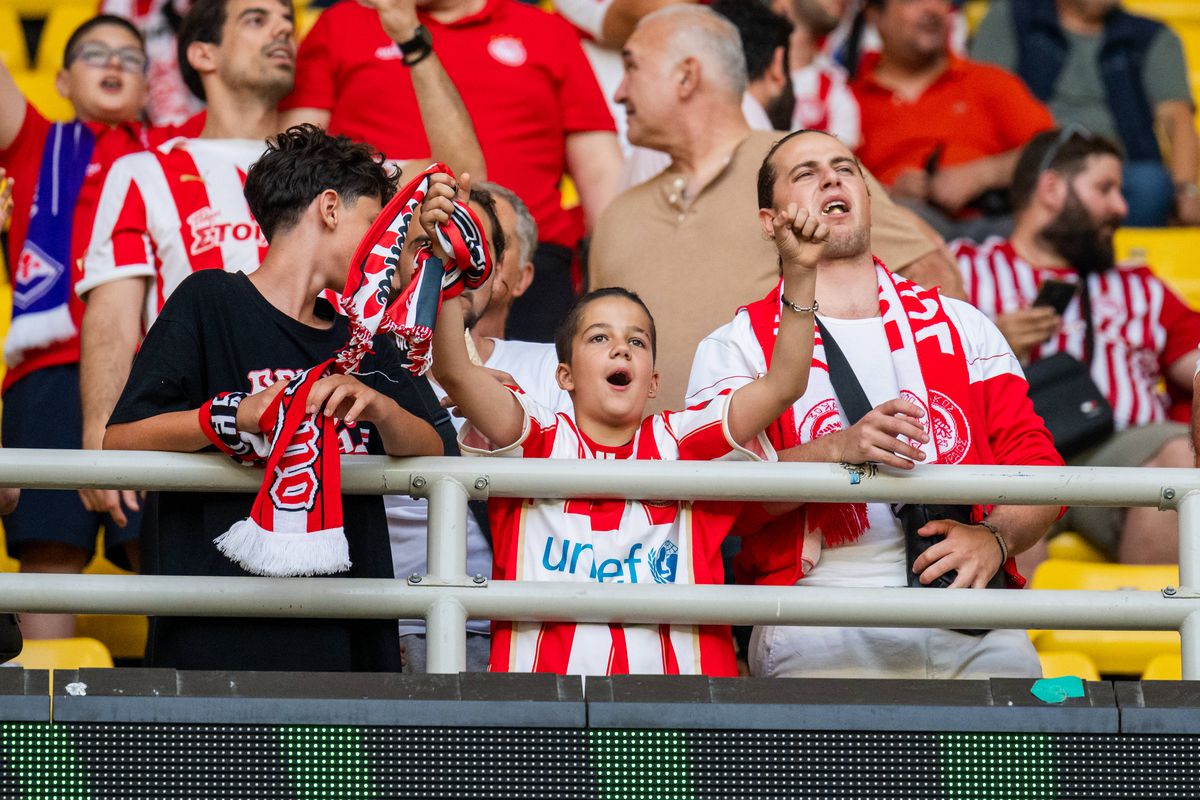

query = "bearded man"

[{"left": 955, "top": 128, "right": 1200, "bottom": 566}]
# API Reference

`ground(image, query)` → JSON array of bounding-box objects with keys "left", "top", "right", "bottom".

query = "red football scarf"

[
  {"left": 203, "top": 163, "right": 491, "bottom": 577},
  {"left": 742, "top": 260, "right": 1005, "bottom": 576}
]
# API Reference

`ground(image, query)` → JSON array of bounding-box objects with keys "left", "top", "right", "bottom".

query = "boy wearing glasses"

[{"left": 0, "top": 15, "right": 200, "bottom": 639}]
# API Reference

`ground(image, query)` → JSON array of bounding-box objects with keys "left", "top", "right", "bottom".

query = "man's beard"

[
  {"left": 1037, "top": 189, "right": 1120, "bottom": 277},
  {"left": 763, "top": 79, "right": 797, "bottom": 132},
  {"left": 822, "top": 224, "right": 870, "bottom": 259}
]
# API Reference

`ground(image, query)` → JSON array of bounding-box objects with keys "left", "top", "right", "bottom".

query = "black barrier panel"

[
  {"left": 2, "top": 724, "right": 1200, "bottom": 798},
  {"left": 0, "top": 671, "right": 1195, "bottom": 798}
]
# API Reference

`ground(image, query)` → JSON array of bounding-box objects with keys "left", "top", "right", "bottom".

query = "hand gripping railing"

[{"left": 2, "top": 450, "right": 1200, "bottom": 676}]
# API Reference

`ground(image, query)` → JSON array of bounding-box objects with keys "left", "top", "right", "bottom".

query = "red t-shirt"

[
  {"left": 851, "top": 53, "right": 1054, "bottom": 186},
  {"left": 281, "top": 0, "right": 615, "bottom": 249},
  {"left": 0, "top": 105, "right": 198, "bottom": 392}
]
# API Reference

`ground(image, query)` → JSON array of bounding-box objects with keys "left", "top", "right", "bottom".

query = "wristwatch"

[{"left": 397, "top": 24, "right": 434, "bottom": 67}]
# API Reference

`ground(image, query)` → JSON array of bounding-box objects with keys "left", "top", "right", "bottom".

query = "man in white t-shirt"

[{"left": 687, "top": 129, "right": 1063, "bottom": 680}]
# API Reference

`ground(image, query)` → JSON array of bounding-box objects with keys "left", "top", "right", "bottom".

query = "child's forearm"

[
  {"left": 104, "top": 410, "right": 210, "bottom": 452},
  {"left": 371, "top": 402, "right": 444, "bottom": 457},
  {"left": 432, "top": 300, "right": 525, "bottom": 448}
]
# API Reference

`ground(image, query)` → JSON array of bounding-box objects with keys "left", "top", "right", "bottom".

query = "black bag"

[
  {"left": 894, "top": 503, "right": 1006, "bottom": 591},
  {"left": 0, "top": 614, "right": 22, "bottom": 665},
  {"left": 1023, "top": 352, "right": 1113, "bottom": 460}
]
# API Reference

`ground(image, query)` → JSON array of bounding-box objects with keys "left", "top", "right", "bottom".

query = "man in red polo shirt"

[
  {"left": 851, "top": 0, "right": 1053, "bottom": 239},
  {"left": 281, "top": 0, "right": 623, "bottom": 342}
]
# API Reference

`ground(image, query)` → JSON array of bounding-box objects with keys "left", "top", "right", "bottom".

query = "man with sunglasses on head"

[
  {"left": 0, "top": 14, "right": 204, "bottom": 640},
  {"left": 955, "top": 128, "right": 1200, "bottom": 568}
]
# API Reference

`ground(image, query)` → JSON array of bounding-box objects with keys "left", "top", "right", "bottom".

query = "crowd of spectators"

[{"left": 0, "top": 0, "right": 1198, "bottom": 679}]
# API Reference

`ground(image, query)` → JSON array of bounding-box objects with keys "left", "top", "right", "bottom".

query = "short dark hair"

[
  {"left": 554, "top": 287, "right": 657, "bottom": 365},
  {"left": 468, "top": 187, "right": 507, "bottom": 271},
  {"left": 64, "top": 15, "right": 145, "bottom": 68},
  {"left": 177, "top": 0, "right": 229, "bottom": 101},
  {"left": 711, "top": 0, "right": 792, "bottom": 83},
  {"left": 1011, "top": 128, "right": 1124, "bottom": 211},
  {"left": 756, "top": 129, "right": 857, "bottom": 209},
  {"left": 243, "top": 124, "right": 398, "bottom": 241}
]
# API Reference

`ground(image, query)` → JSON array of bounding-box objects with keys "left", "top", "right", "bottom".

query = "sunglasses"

[
  {"left": 1036, "top": 123, "right": 1093, "bottom": 177},
  {"left": 67, "top": 42, "right": 147, "bottom": 74}
]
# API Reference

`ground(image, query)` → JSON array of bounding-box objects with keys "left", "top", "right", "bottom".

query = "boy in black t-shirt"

[{"left": 105, "top": 126, "right": 445, "bottom": 671}]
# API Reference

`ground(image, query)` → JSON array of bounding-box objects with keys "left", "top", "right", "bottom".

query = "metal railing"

[{"left": 2, "top": 449, "right": 1199, "bottom": 676}]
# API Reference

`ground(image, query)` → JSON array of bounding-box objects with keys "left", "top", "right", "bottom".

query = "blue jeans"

[{"left": 1122, "top": 161, "right": 1173, "bottom": 227}]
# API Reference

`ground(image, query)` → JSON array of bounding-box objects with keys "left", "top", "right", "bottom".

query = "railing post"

[
  {"left": 424, "top": 477, "right": 469, "bottom": 674},
  {"left": 1179, "top": 492, "right": 1200, "bottom": 680}
]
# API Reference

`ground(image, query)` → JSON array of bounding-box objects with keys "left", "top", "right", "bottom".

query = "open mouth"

[
  {"left": 100, "top": 76, "right": 123, "bottom": 91},
  {"left": 821, "top": 199, "right": 850, "bottom": 216},
  {"left": 265, "top": 45, "right": 294, "bottom": 63},
  {"left": 606, "top": 369, "right": 632, "bottom": 387}
]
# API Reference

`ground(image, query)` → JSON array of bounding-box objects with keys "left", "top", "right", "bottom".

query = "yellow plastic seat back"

[
  {"left": 1030, "top": 559, "right": 1180, "bottom": 675},
  {"left": 1142, "top": 652, "right": 1183, "bottom": 680},
  {"left": 12, "top": 69, "right": 73, "bottom": 122},
  {"left": 1114, "top": 227, "right": 1200, "bottom": 309},
  {"left": 1045, "top": 531, "right": 1109, "bottom": 563},
  {"left": 0, "top": 6, "right": 28, "bottom": 72},
  {"left": 1037, "top": 650, "right": 1101, "bottom": 682},
  {"left": 10, "top": 636, "right": 113, "bottom": 670},
  {"left": 34, "top": 4, "right": 95, "bottom": 72}
]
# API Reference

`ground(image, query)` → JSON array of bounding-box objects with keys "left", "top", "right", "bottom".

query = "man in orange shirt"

[{"left": 851, "top": 0, "right": 1053, "bottom": 239}]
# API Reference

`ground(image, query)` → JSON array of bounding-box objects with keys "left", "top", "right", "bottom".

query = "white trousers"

[{"left": 750, "top": 625, "right": 1042, "bottom": 680}]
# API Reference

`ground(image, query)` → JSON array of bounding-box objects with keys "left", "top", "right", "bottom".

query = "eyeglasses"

[
  {"left": 1036, "top": 123, "right": 1092, "bottom": 177},
  {"left": 66, "top": 42, "right": 147, "bottom": 74}
]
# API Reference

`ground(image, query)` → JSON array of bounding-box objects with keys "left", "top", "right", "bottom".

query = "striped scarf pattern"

[{"left": 212, "top": 163, "right": 491, "bottom": 576}]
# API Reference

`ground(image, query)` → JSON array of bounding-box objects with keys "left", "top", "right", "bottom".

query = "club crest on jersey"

[
  {"left": 186, "top": 207, "right": 265, "bottom": 256},
  {"left": 12, "top": 242, "right": 64, "bottom": 310},
  {"left": 648, "top": 540, "right": 678, "bottom": 584},
  {"left": 929, "top": 390, "right": 971, "bottom": 464},
  {"left": 487, "top": 36, "right": 526, "bottom": 67}
]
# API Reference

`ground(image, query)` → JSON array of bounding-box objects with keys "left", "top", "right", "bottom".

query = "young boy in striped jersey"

[{"left": 427, "top": 174, "right": 821, "bottom": 676}]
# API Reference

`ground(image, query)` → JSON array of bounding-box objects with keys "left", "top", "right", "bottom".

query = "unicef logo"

[{"left": 648, "top": 541, "right": 678, "bottom": 584}]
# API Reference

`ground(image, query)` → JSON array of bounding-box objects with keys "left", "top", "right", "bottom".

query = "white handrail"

[{"left": 0, "top": 449, "right": 1195, "bottom": 676}]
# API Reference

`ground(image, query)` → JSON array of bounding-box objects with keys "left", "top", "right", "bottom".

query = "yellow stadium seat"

[
  {"left": 34, "top": 4, "right": 95, "bottom": 72},
  {"left": 1124, "top": 2, "right": 1200, "bottom": 25},
  {"left": 296, "top": 4, "right": 322, "bottom": 41},
  {"left": 11, "top": 69, "right": 73, "bottom": 122},
  {"left": 10, "top": 636, "right": 113, "bottom": 670},
  {"left": 1114, "top": 227, "right": 1200, "bottom": 308},
  {"left": 962, "top": 0, "right": 989, "bottom": 35},
  {"left": 11, "top": 0, "right": 92, "bottom": 17},
  {"left": 1045, "top": 531, "right": 1109, "bottom": 563},
  {"left": 1038, "top": 650, "right": 1101, "bottom": 682},
  {"left": 1030, "top": 559, "right": 1180, "bottom": 675},
  {"left": 0, "top": 6, "right": 28, "bottom": 72},
  {"left": 1142, "top": 652, "right": 1183, "bottom": 680},
  {"left": 78, "top": 535, "right": 147, "bottom": 661}
]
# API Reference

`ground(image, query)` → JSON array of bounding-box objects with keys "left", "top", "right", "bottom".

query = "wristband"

[
  {"left": 398, "top": 24, "right": 433, "bottom": 67},
  {"left": 781, "top": 295, "right": 818, "bottom": 315},
  {"left": 978, "top": 519, "right": 1008, "bottom": 564},
  {"left": 200, "top": 392, "right": 271, "bottom": 464}
]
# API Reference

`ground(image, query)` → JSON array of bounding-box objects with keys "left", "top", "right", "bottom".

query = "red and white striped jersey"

[
  {"left": 791, "top": 55, "right": 861, "bottom": 150},
  {"left": 953, "top": 237, "right": 1200, "bottom": 430},
  {"left": 460, "top": 388, "right": 774, "bottom": 677},
  {"left": 79, "top": 137, "right": 268, "bottom": 330}
]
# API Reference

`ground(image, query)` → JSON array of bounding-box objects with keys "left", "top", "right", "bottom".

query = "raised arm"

[
  {"left": 0, "top": 57, "right": 29, "bottom": 150},
  {"left": 369, "top": 0, "right": 485, "bottom": 178},
  {"left": 725, "top": 204, "right": 819, "bottom": 446},
  {"left": 424, "top": 174, "right": 526, "bottom": 447}
]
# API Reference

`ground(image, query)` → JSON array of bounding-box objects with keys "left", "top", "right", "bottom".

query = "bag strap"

[
  {"left": 1079, "top": 278, "right": 1096, "bottom": 366},
  {"left": 814, "top": 317, "right": 873, "bottom": 426}
]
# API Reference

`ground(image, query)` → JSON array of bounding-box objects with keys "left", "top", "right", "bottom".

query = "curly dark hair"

[{"left": 243, "top": 124, "right": 399, "bottom": 242}]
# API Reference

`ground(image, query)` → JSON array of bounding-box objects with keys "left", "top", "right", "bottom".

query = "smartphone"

[{"left": 1033, "top": 279, "right": 1078, "bottom": 316}]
